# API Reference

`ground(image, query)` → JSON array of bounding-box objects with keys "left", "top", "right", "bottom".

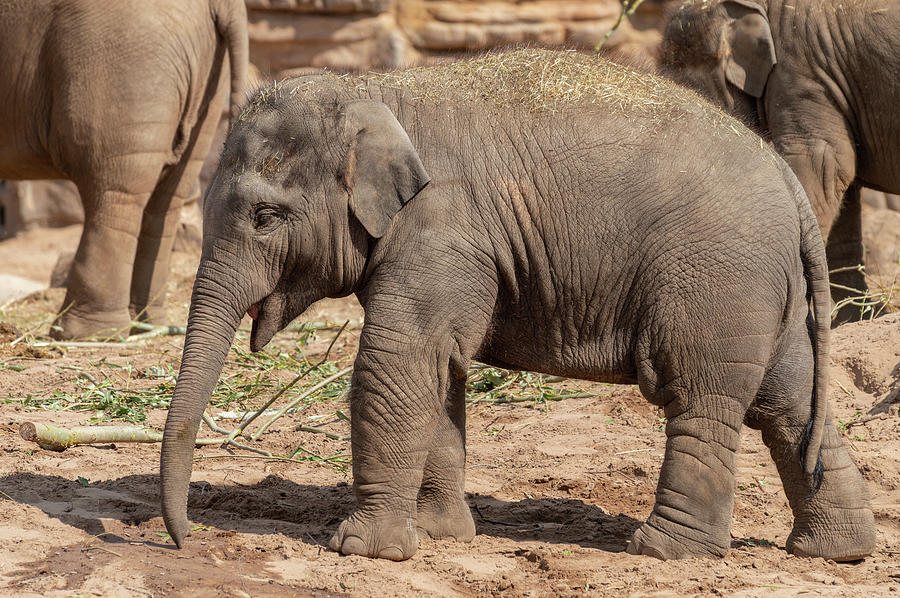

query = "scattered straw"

[{"left": 240, "top": 48, "right": 757, "bottom": 141}]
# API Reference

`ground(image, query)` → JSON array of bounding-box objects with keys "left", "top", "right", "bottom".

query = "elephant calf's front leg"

[
  {"left": 329, "top": 350, "right": 444, "bottom": 561},
  {"left": 416, "top": 377, "right": 476, "bottom": 543}
]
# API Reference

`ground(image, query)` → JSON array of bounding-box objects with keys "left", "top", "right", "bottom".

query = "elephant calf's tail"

[
  {"left": 782, "top": 162, "right": 828, "bottom": 490},
  {"left": 211, "top": 0, "right": 249, "bottom": 126}
]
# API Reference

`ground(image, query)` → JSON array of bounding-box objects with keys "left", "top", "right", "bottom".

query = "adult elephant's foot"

[
  {"left": 328, "top": 511, "right": 418, "bottom": 561},
  {"left": 50, "top": 307, "right": 132, "bottom": 340},
  {"left": 626, "top": 514, "right": 730, "bottom": 560},
  {"left": 416, "top": 497, "right": 475, "bottom": 542}
]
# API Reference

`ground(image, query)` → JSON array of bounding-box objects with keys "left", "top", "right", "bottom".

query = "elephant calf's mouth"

[
  {"left": 248, "top": 295, "right": 286, "bottom": 352},
  {"left": 247, "top": 303, "right": 260, "bottom": 320}
]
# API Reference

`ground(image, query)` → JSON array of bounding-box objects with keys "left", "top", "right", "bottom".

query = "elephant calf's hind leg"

[
  {"left": 746, "top": 322, "right": 876, "bottom": 561},
  {"left": 629, "top": 348, "right": 767, "bottom": 559},
  {"left": 628, "top": 395, "right": 746, "bottom": 559}
]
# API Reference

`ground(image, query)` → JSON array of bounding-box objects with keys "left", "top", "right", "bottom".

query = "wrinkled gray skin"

[
  {"left": 160, "top": 51, "right": 875, "bottom": 562},
  {"left": 659, "top": 0, "right": 900, "bottom": 325},
  {"left": 0, "top": 0, "right": 248, "bottom": 339}
]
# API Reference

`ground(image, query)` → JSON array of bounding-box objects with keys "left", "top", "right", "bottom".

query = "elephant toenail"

[
  {"left": 338, "top": 535, "right": 368, "bottom": 556},
  {"left": 378, "top": 546, "right": 405, "bottom": 561}
]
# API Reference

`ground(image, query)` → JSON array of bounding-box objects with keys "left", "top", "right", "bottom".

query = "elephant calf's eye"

[{"left": 253, "top": 205, "right": 283, "bottom": 232}]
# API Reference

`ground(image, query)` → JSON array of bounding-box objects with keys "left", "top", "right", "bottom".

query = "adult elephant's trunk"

[{"left": 160, "top": 268, "right": 244, "bottom": 547}]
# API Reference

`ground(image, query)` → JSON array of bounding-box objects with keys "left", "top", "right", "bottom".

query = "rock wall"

[
  {"left": 246, "top": 0, "right": 404, "bottom": 75},
  {"left": 246, "top": 0, "right": 676, "bottom": 78}
]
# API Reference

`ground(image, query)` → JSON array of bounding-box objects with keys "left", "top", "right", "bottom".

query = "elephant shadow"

[
  {"left": 466, "top": 493, "right": 642, "bottom": 552},
  {"left": 0, "top": 472, "right": 644, "bottom": 553}
]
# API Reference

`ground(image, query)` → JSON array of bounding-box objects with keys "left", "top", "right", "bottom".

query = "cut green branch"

[
  {"left": 251, "top": 366, "right": 352, "bottom": 439},
  {"left": 19, "top": 422, "right": 221, "bottom": 452},
  {"left": 294, "top": 424, "right": 350, "bottom": 441}
]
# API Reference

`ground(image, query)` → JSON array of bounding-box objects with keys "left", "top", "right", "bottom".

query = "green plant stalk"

[
  {"left": 594, "top": 0, "right": 647, "bottom": 52},
  {"left": 251, "top": 366, "right": 352, "bottom": 440},
  {"left": 222, "top": 320, "right": 349, "bottom": 445},
  {"left": 467, "top": 391, "right": 597, "bottom": 405},
  {"left": 294, "top": 424, "right": 350, "bottom": 441}
]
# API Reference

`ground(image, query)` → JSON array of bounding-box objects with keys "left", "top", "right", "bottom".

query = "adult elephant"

[
  {"left": 0, "top": 0, "right": 248, "bottom": 339},
  {"left": 659, "top": 0, "right": 900, "bottom": 325},
  {"left": 160, "top": 50, "right": 875, "bottom": 562}
]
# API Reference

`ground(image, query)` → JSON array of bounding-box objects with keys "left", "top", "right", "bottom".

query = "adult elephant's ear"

[
  {"left": 341, "top": 100, "right": 431, "bottom": 239},
  {"left": 720, "top": 0, "right": 776, "bottom": 98}
]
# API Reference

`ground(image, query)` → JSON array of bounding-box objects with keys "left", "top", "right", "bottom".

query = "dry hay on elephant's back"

[
  {"left": 242, "top": 49, "right": 759, "bottom": 143},
  {"left": 360, "top": 49, "right": 680, "bottom": 115}
]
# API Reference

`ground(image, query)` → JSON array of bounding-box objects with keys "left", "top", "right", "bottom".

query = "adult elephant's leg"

[
  {"left": 772, "top": 111, "right": 858, "bottom": 323},
  {"left": 826, "top": 184, "right": 867, "bottom": 325},
  {"left": 52, "top": 161, "right": 165, "bottom": 340},
  {"left": 130, "top": 63, "right": 228, "bottom": 324},
  {"left": 745, "top": 318, "right": 875, "bottom": 561},
  {"left": 416, "top": 376, "right": 476, "bottom": 542},
  {"left": 329, "top": 328, "right": 446, "bottom": 561},
  {"left": 129, "top": 167, "right": 185, "bottom": 325}
]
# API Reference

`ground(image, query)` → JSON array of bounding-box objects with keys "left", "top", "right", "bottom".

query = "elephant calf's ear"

[
  {"left": 341, "top": 100, "right": 431, "bottom": 239},
  {"left": 721, "top": 0, "right": 776, "bottom": 98}
]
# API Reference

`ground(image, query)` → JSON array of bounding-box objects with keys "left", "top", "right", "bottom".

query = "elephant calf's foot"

[
  {"left": 416, "top": 498, "right": 476, "bottom": 542},
  {"left": 328, "top": 511, "right": 418, "bottom": 561},
  {"left": 51, "top": 308, "right": 133, "bottom": 340},
  {"left": 775, "top": 427, "right": 876, "bottom": 561},
  {"left": 786, "top": 506, "right": 876, "bottom": 561},
  {"left": 627, "top": 516, "right": 730, "bottom": 560}
]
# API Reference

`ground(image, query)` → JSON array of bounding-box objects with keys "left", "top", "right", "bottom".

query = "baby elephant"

[{"left": 160, "top": 49, "right": 875, "bottom": 562}]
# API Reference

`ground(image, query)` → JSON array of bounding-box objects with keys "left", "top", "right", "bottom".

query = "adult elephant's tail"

[
  {"left": 780, "top": 159, "right": 829, "bottom": 485},
  {"left": 211, "top": 0, "right": 249, "bottom": 125}
]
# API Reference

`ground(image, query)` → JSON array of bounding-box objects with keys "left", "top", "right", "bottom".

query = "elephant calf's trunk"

[{"left": 160, "top": 290, "right": 242, "bottom": 547}]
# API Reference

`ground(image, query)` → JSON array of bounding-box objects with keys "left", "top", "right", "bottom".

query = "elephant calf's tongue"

[{"left": 247, "top": 303, "right": 260, "bottom": 320}]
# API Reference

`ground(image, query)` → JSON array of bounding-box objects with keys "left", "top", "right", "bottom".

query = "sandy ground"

[{"left": 0, "top": 221, "right": 898, "bottom": 598}]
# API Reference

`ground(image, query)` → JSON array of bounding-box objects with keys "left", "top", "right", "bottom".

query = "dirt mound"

[
  {"left": 0, "top": 321, "right": 22, "bottom": 342},
  {"left": 863, "top": 204, "right": 900, "bottom": 291},
  {"left": 830, "top": 313, "right": 900, "bottom": 415},
  {"left": 828, "top": 314, "right": 900, "bottom": 510}
]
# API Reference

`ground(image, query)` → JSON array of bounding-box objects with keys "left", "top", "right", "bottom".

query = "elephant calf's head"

[{"left": 202, "top": 93, "right": 430, "bottom": 351}]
